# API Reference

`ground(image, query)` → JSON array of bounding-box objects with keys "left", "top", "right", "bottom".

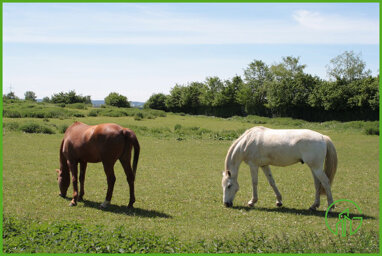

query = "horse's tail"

[
  {"left": 320, "top": 136, "right": 338, "bottom": 194},
  {"left": 125, "top": 129, "right": 140, "bottom": 177}
]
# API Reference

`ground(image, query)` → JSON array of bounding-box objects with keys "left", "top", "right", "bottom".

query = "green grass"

[{"left": 2, "top": 111, "right": 379, "bottom": 253}]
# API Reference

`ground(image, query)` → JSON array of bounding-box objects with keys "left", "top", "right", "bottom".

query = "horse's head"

[
  {"left": 222, "top": 170, "right": 239, "bottom": 207},
  {"left": 56, "top": 169, "right": 70, "bottom": 198}
]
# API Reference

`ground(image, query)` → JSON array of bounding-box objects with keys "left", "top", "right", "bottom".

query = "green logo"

[{"left": 325, "top": 199, "right": 363, "bottom": 237}]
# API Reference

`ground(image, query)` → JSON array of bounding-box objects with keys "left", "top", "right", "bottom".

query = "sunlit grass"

[{"left": 3, "top": 114, "right": 379, "bottom": 253}]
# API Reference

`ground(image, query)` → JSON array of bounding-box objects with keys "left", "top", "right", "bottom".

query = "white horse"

[{"left": 222, "top": 126, "right": 337, "bottom": 210}]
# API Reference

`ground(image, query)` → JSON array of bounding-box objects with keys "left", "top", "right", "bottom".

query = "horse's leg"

[
  {"left": 309, "top": 174, "right": 321, "bottom": 210},
  {"left": 261, "top": 166, "right": 283, "bottom": 207},
  {"left": 120, "top": 152, "right": 135, "bottom": 208},
  {"left": 100, "top": 161, "right": 116, "bottom": 208},
  {"left": 68, "top": 161, "right": 79, "bottom": 206},
  {"left": 311, "top": 168, "right": 334, "bottom": 209},
  {"left": 78, "top": 161, "right": 87, "bottom": 202},
  {"left": 247, "top": 161, "right": 259, "bottom": 207}
]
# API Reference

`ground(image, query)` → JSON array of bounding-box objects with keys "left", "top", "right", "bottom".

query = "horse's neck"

[{"left": 225, "top": 140, "right": 242, "bottom": 178}]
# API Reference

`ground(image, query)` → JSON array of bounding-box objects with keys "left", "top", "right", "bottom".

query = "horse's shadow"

[
  {"left": 79, "top": 199, "right": 172, "bottom": 219},
  {"left": 233, "top": 205, "right": 375, "bottom": 220}
]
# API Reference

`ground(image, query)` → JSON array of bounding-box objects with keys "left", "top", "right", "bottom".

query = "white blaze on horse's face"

[{"left": 222, "top": 171, "right": 239, "bottom": 207}]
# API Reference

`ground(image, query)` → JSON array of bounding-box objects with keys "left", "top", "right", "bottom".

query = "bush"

[
  {"left": 88, "top": 109, "right": 99, "bottom": 117},
  {"left": 105, "top": 92, "right": 130, "bottom": 108},
  {"left": 20, "top": 123, "right": 55, "bottom": 134},
  {"left": 364, "top": 127, "right": 379, "bottom": 135},
  {"left": 174, "top": 124, "right": 182, "bottom": 131},
  {"left": 134, "top": 112, "right": 144, "bottom": 121},
  {"left": 58, "top": 124, "right": 69, "bottom": 134},
  {"left": 4, "top": 122, "right": 19, "bottom": 131},
  {"left": 3, "top": 110, "right": 22, "bottom": 118}
]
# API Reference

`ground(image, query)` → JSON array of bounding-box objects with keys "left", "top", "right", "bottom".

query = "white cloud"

[
  {"left": 293, "top": 9, "right": 377, "bottom": 32},
  {"left": 3, "top": 4, "right": 379, "bottom": 45}
]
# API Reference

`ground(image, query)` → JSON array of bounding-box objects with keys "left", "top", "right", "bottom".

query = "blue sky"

[{"left": 3, "top": 3, "right": 379, "bottom": 101}]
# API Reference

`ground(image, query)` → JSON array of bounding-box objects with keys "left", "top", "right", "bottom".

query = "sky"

[{"left": 3, "top": 3, "right": 380, "bottom": 102}]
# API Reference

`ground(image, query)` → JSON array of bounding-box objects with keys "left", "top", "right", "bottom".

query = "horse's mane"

[{"left": 224, "top": 128, "right": 253, "bottom": 173}]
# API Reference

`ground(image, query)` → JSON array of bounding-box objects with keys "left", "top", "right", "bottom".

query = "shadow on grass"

[
  {"left": 232, "top": 205, "right": 375, "bottom": 220},
  {"left": 78, "top": 199, "right": 172, "bottom": 219}
]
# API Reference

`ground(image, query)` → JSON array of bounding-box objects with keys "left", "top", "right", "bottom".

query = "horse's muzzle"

[{"left": 224, "top": 202, "right": 233, "bottom": 208}]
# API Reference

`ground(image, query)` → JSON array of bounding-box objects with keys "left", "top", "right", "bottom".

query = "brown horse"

[{"left": 56, "top": 121, "right": 140, "bottom": 208}]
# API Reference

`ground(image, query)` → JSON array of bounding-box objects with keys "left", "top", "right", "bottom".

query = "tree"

[
  {"left": 104, "top": 92, "right": 130, "bottom": 108},
  {"left": 3, "top": 91, "right": 19, "bottom": 100},
  {"left": 24, "top": 91, "right": 37, "bottom": 101},
  {"left": 51, "top": 90, "right": 91, "bottom": 104},
  {"left": 165, "top": 85, "right": 183, "bottom": 112},
  {"left": 326, "top": 51, "right": 371, "bottom": 82},
  {"left": 199, "top": 76, "right": 224, "bottom": 107},
  {"left": 179, "top": 82, "right": 205, "bottom": 113},
  {"left": 266, "top": 57, "right": 314, "bottom": 117},
  {"left": 237, "top": 60, "right": 271, "bottom": 115},
  {"left": 144, "top": 93, "right": 167, "bottom": 111},
  {"left": 42, "top": 97, "right": 50, "bottom": 103}
]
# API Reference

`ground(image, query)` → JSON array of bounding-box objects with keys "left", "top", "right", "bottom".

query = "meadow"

[{"left": 2, "top": 102, "right": 380, "bottom": 253}]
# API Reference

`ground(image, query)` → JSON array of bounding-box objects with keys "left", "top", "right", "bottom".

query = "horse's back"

[
  {"left": 62, "top": 122, "right": 126, "bottom": 163},
  {"left": 241, "top": 127, "right": 326, "bottom": 167}
]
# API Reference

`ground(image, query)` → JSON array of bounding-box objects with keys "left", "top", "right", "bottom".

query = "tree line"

[
  {"left": 144, "top": 51, "right": 379, "bottom": 121},
  {"left": 4, "top": 90, "right": 131, "bottom": 108}
]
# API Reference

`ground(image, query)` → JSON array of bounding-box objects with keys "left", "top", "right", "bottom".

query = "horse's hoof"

[
  {"left": 248, "top": 199, "right": 257, "bottom": 207},
  {"left": 59, "top": 193, "right": 66, "bottom": 198},
  {"left": 69, "top": 202, "right": 77, "bottom": 207},
  {"left": 78, "top": 197, "right": 84, "bottom": 202},
  {"left": 127, "top": 204, "right": 134, "bottom": 209},
  {"left": 276, "top": 202, "right": 283, "bottom": 207},
  {"left": 309, "top": 206, "right": 317, "bottom": 211},
  {"left": 100, "top": 200, "right": 111, "bottom": 209}
]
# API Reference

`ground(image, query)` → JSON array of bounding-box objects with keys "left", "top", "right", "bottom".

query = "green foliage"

[
  {"left": 65, "top": 103, "right": 90, "bottom": 110},
  {"left": 19, "top": 122, "right": 55, "bottom": 134},
  {"left": 50, "top": 90, "right": 91, "bottom": 104},
  {"left": 104, "top": 92, "right": 130, "bottom": 108},
  {"left": 149, "top": 53, "right": 378, "bottom": 122},
  {"left": 3, "top": 91, "right": 20, "bottom": 101},
  {"left": 134, "top": 112, "right": 144, "bottom": 121},
  {"left": 24, "top": 91, "right": 37, "bottom": 101},
  {"left": 144, "top": 93, "right": 167, "bottom": 111},
  {"left": 3, "top": 216, "right": 379, "bottom": 253},
  {"left": 326, "top": 51, "right": 371, "bottom": 82},
  {"left": 58, "top": 124, "right": 69, "bottom": 134},
  {"left": 3, "top": 101, "right": 83, "bottom": 119}
]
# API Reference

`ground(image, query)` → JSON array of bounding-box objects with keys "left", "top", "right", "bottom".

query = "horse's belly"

[{"left": 257, "top": 150, "right": 301, "bottom": 167}]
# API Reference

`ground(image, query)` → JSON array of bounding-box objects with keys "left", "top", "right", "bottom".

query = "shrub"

[
  {"left": 3, "top": 110, "right": 22, "bottom": 118},
  {"left": 20, "top": 123, "right": 55, "bottom": 134},
  {"left": 364, "top": 127, "right": 379, "bottom": 135},
  {"left": 58, "top": 124, "right": 69, "bottom": 134},
  {"left": 134, "top": 112, "right": 144, "bottom": 121},
  {"left": 88, "top": 109, "right": 99, "bottom": 117},
  {"left": 105, "top": 92, "right": 130, "bottom": 108},
  {"left": 4, "top": 122, "right": 19, "bottom": 131},
  {"left": 174, "top": 124, "right": 182, "bottom": 131}
]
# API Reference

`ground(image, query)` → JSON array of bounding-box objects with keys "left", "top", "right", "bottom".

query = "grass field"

[{"left": 2, "top": 110, "right": 380, "bottom": 253}]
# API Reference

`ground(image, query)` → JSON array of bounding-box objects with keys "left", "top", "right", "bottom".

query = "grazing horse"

[
  {"left": 222, "top": 126, "right": 337, "bottom": 210},
  {"left": 56, "top": 121, "right": 140, "bottom": 208}
]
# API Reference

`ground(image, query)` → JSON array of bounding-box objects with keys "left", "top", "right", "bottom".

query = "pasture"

[{"left": 2, "top": 110, "right": 380, "bottom": 253}]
